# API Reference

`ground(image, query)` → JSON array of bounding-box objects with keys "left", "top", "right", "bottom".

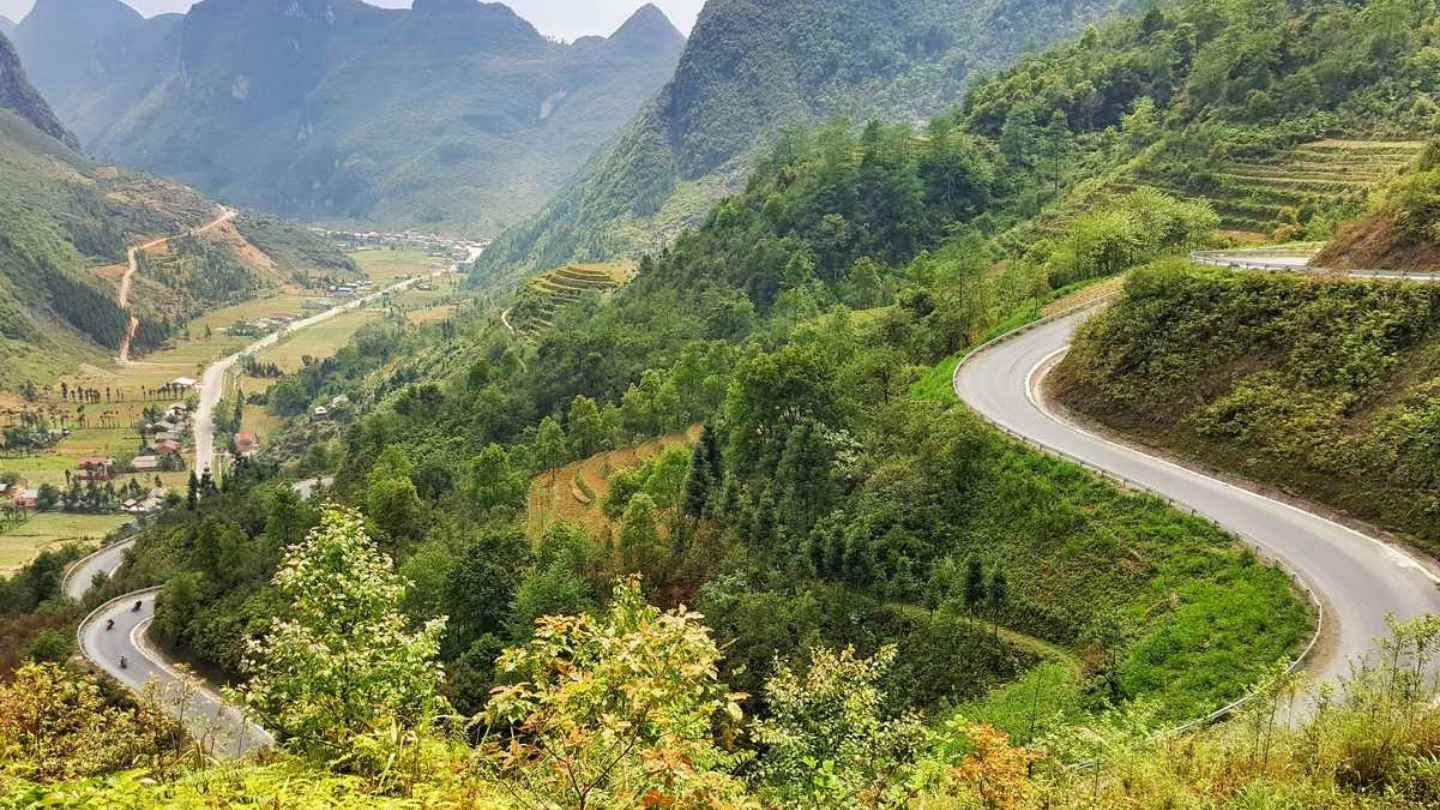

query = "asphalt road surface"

[
  {"left": 64, "top": 538, "right": 132, "bottom": 602},
  {"left": 954, "top": 301, "right": 1440, "bottom": 691},
  {"left": 76, "top": 589, "right": 271, "bottom": 756}
]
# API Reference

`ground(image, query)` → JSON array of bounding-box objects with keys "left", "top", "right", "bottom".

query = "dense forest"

[{"left": 6, "top": 0, "right": 1440, "bottom": 807}]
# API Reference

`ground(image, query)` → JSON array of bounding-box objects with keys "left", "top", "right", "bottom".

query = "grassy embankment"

[
  {"left": 1055, "top": 261, "right": 1440, "bottom": 560},
  {"left": 908, "top": 276, "right": 1314, "bottom": 732}
]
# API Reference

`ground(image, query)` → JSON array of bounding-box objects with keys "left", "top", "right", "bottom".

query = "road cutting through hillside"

[
  {"left": 116, "top": 206, "right": 238, "bottom": 364},
  {"left": 954, "top": 251, "right": 1440, "bottom": 715},
  {"left": 66, "top": 245, "right": 482, "bottom": 758}
]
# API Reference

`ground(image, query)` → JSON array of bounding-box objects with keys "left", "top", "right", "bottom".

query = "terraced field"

[
  {"left": 1138, "top": 139, "right": 1424, "bottom": 238},
  {"left": 507, "top": 262, "right": 633, "bottom": 340},
  {"left": 999, "top": 139, "right": 1423, "bottom": 252}
]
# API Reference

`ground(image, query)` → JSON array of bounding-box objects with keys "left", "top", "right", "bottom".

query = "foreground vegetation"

[
  {"left": 9, "top": 0, "right": 1440, "bottom": 804},
  {"left": 0, "top": 514, "right": 1431, "bottom": 808}
]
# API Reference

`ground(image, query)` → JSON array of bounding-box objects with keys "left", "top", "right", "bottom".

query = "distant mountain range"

[
  {"left": 476, "top": 0, "right": 1132, "bottom": 278},
  {"left": 11, "top": 0, "right": 685, "bottom": 237},
  {"left": 0, "top": 16, "right": 14, "bottom": 37},
  {"left": 0, "top": 30, "right": 353, "bottom": 385}
]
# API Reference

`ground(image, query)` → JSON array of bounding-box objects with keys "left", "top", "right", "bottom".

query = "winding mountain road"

[
  {"left": 117, "top": 207, "right": 237, "bottom": 364},
  {"left": 954, "top": 253, "right": 1440, "bottom": 693},
  {"left": 71, "top": 238, "right": 1440, "bottom": 755},
  {"left": 75, "top": 589, "right": 271, "bottom": 756},
  {"left": 66, "top": 246, "right": 481, "bottom": 757}
]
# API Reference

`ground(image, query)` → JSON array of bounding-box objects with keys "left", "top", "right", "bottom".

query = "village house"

[
  {"left": 312, "top": 406, "right": 331, "bottom": 422},
  {"left": 153, "top": 439, "right": 182, "bottom": 456},
  {"left": 12, "top": 488, "right": 38, "bottom": 510},
  {"left": 234, "top": 432, "right": 259, "bottom": 458},
  {"left": 131, "top": 455, "right": 163, "bottom": 473},
  {"left": 76, "top": 457, "right": 116, "bottom": 482},
  {"left": 123, "top": 488, "right": 167, "bottom": 516}
]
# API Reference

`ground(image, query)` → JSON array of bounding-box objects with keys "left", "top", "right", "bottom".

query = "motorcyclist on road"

[
  {"left": 132, "top": 599, "right": 142, "bottom": 612},
  {"left": 105, "top": 618, "right": 114, "bottom": 631},
  {"left": 119, "top": 656, "right": 128, "bottom": 670}
]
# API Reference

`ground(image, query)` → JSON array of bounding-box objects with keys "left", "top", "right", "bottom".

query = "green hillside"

[
  {"left": 0, "top": 31, "right": 354, "bottom": 386},
  {"left": 1317, "top": 141, "right": 1440, "bottom": 269},
  {"left": 16, "top": 0, "right": 685, "bottom": 237},
  {"left": 506, "top": 262, "right": 632, "bottom": 340},
  {"left": 473, "top": 0, "right": 1133, "bottom": 279},
  {"left": 9, "top": 0, "right": 1440, "bottom": 807}
]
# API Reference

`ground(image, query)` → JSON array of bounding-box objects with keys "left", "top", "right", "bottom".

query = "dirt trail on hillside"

[{"left": 116, "top": 207, "right": 237, "bottom": 364}]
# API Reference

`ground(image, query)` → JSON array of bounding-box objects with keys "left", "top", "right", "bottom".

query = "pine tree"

[
  {"left": 186, "top": 472, "right": 199, "bottom": 510},
  {"left": 682, "top": 440, "right": 712, "bottom": 521},
  {"left": 989, "top": 565, "right": 1009, "bottom": 642},
  {"left": 963, "top": 557, "right": 987, "bottom": 612},
  {"left": 700, "top": 424, "right": 723, "bottom": 483}
]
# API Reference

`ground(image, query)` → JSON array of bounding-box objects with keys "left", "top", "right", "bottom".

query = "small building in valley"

[
  {"left": 234, "top": 432, "right": 259, "bottom": 457},
  {"left": 77, "top": 457, "right": 116, "bottom": 482}
]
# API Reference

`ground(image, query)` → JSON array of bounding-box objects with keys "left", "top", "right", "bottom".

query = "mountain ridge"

[
  {"left": 474, "top": 0, "right": 1130, "bottom": 278},
  {"left": 0, "top": 37, "right": 355, "bottom": 385},
  {"left": 0, "top": 29, "right": 78, "bottom": 150},
  {"left": 16, "top": 0, "right": 686, "bottom": 237}
]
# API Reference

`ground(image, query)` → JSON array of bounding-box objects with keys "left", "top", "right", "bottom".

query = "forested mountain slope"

[
  {"left": 13, "top": 0, "right": 685, "bottom": 236},
  {"left": 13, "top": 1, "right": 1440, "bottom": 807},
  {"left": 473, "top": 0, "right": 1131, "bottom": 279},
  {"left": 971, "top": 0, "right": 1440, "bottom": 251},
  {"left": 0, "top": 35, "right": 353, "bottom": 386},
  {"left": 0, "top": 30, "right": 77, "bottom": 149}
]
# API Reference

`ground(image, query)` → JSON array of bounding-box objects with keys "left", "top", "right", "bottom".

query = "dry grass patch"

[{"left": 527, "top": 427, "right": 701, "bottom": 541}]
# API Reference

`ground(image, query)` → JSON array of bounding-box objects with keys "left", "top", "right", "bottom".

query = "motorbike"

[
  {"left": 105, "top": 619, "right": 114, "bottom": 631},
  {"left": 132, "top": 600, "right": 142, "bottom": 612},
  {"left": 119, "top": 656, "right": 128, "bottom": 670}
]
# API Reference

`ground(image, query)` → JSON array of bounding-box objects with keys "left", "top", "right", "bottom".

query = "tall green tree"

[
  {"left": 566, "top": 395, "right": 605, "bottom": 459},
  {"left": 232, "top": 508, "right": 448, "bottom": 758},
  {"left": 618, "top": 493, "right": 664, "bottom": 580}
]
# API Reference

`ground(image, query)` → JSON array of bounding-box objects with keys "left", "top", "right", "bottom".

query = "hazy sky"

[{"left": 0, "top": 0, "right": 705, "bottom": 41}]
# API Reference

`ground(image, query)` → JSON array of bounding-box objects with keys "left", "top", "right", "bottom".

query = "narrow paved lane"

[
  {"left": 193, "top": 247, "right": 479, "bottom": 474},
  {"left": 76, "top": 589, "right": 271, "bottom": 756},
  {"left": 954, "top": 303, "right": 1440, "bottom": 691}
]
